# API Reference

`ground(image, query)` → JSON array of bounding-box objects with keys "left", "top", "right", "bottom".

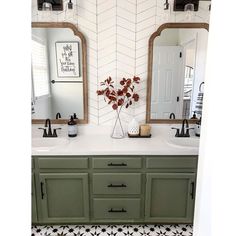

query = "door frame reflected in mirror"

[
  {"left": 146, "top": 22, "right": 209, "bottom": 124},
  {"left": 31, "top": 22, "right": 88, "bottom": 124}
]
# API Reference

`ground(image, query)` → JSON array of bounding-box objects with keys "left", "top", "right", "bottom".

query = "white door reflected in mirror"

[{"left": 150, "top": 28, "right": 208, "bottom": 120}]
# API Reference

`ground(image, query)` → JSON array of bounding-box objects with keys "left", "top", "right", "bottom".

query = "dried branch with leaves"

[{"left": 97, "top": 76, "right": 140, "bottom": 110}]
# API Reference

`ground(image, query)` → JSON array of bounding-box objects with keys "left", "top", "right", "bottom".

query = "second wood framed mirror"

[
  {"left": 146, "top": 23, "right": 209, "bottom": 124},
  {"left": 31, "top": 22, "right": 88, "bottom": 124}
]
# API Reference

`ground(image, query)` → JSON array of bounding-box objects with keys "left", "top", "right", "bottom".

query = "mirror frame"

[
  {"left": 146, "top": 22, "right": 209, "bottom": 124},
  {"left": 31, "top": 22, "right": 88, "bottom": 124}
]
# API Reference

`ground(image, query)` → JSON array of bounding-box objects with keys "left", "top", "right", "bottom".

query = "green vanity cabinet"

[
  {"left": 32, "top": 155, "right": 197, "bottom": 224},
  {"left": 39, "top": 173, "right": 89, "bottom": 223},
  {"left": 145, "top": 173, "right": 196, "bottom": 223}
]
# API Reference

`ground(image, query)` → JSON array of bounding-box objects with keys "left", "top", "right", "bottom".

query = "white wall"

[{"left": 32, "top": 0, "right": 210, "bottom": 125}]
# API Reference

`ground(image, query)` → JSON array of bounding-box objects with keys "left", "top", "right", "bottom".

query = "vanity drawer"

[
  {"left": 92, "top": 157, "right": 142, "bottom": 169},
  {"left": 93, "top": 173, "right": 141, "bottom": 195},
  {"left": 93, "top": 198, "right": 141, "bottom": 219},
  {"left": 38, "top": 157, "right": 88, "bottom": 169},
  {"left": 146, "top": 156, "right": 197, "bottom": 169}
]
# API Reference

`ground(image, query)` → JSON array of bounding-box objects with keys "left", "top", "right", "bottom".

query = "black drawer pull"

[
  {"left": 108, "top": 208, "right": 127, "bottom": 213},
  {"left": 107, "top": 184, "right": 127, "bottom": 188},
  {"left": 190, "top": 182, "right": 195, "bottom": 199},
  {"left": 107, "top": 163, "right": 127, "bottom": 167}
]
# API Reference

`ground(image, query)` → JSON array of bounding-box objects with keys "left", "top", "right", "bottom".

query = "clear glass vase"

[{"left": 111, "top": 107, "right": 125, "bottom": 139}]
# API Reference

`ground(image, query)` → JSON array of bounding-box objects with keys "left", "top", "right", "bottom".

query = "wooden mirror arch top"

[
  {"left": 146, "top": 22, "right": 209, "bottom": 124},
  {"left": 31, "top": 22, "right": 88, "bottom": 124}
]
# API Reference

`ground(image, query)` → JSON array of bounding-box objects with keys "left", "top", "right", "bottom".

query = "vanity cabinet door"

[
  {"left": 39, "top": 173, "right": 89, "bottom": 223},
  {"left": 145, "top": 173, "right": 195, "bottom": 223}
]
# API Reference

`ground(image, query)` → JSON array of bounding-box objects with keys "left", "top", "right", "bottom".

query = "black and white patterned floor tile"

[{"left": 32, "top": 224, "right": 192, "bottom": 236}]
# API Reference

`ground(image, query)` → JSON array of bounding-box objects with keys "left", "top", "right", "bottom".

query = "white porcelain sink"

[
  {"left": 32, "top": 137, "right": 69, "bottom": 150},
  {"left": 165, "top": 137, "right": 200, "bottom": 148}
]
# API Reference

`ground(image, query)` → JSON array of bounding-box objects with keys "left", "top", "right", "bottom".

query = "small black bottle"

[
  {"left": 191, "top": 111, "right": 197, "bottom": 119},
  {"left": 68, "top": 115, "right": 78, "bottom": 137},
  {"left": 195, "top": 117, "right": 201, "bottom": 137}
]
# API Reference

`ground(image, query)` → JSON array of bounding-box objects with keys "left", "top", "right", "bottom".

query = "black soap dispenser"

[
  {"left": 191, "top": 111, "right": 197, "bottom": 119},
  {"left": 68, "top": 115, "right": 78, "bottom": 137},
  {"left": 194, "top": 117, "right": 201, "bottom": 137}
]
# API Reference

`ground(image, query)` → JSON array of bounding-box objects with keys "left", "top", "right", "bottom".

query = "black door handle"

[
  {"left": 177, "top": 96, "right": 180, "bottom": 102},
  {"left": 108, "top": 208, "right": 127, "bottom": 213},
  {"left": 40, "top": 182, "right": 44, "bottom": 199},
  {"left": 190, "top": 182, "right": 195, "bottom": 199},
  {"left": 107, "top": 184, "right": 127, "bottom": 188}
]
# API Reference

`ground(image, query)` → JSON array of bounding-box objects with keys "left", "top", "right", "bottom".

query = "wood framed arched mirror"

[
  {"left": 146, "top": 23, "right": 209, "bottom": 124},
  {"left": 31, "top": 22, "right": 88, "bottom": 124}
]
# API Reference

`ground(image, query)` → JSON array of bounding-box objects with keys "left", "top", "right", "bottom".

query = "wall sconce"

[
  {"left": 184, "top": 3, "right": 195, "bottom": 20},
  {"left": 163, "top": 0, "right": 211, "bottom": 15},
  {"left": 37, "top": 0, "right": 63, "bottom": 11},
  {"left": 163, "top": 0, "right": 171, "bottom": 21},
  {"left": 67, "top": 0, "right": 73, "bottom": 10},
  {"left": 42, "top": 1, "right": 52, "bottom": 11},
  {"left": 164, "top": 0, "right": 170, "bottom": 10},
  {"left": 173, "top": 0, "right": 199, "bottom": 12},
  {"left": 65, "top": 0, "right": 75, "bottom": 19},
  {"left": 163, "top": 0, "right": 197, "bottom": 21}
]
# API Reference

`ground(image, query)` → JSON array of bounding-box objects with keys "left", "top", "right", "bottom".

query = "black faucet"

[
  {"left": 45, "top": 119, "right": 53, "bottom": 136},
  {"left": 38, "top": 118, "right": 61, "bottom": 137},
  {"left": 180, "top": 119, "right": 189, "bottom": 137},
  {"left": 56, "top": 112, "right": 61, "bottom": 119},
  {"left": 172, "top": 119, "right": 194, "bottom": 137},
  {"left": 169, "top": 113, "right": 176, "bottom": 119}
]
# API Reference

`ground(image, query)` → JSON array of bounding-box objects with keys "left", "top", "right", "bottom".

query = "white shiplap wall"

[{"left": 32, "top": 0, "right": 210, "bottom": 125}]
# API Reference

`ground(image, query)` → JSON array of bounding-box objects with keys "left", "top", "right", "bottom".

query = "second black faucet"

[{"left": 172, "top": 119, "right": 194, "bottom": 137}]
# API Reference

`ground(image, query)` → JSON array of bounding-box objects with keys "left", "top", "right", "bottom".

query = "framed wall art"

[{"left": 55, "top": 41, "right": 80, "bottom": 78}]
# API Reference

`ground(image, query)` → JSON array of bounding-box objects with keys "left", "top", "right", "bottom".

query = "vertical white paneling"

[{"left": 32, "top": 0, "right": 210, "bottom": 125}]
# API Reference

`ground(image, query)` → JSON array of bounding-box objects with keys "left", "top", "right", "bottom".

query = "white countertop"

[{"left": 31, "top": 124, "right": 200, "bottom": 156}]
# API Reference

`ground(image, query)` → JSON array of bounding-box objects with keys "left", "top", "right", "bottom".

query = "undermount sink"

[
  {"left": 165, "top": 137, "right": 200, "bottom": 148},
  {"left": 32, "top": 137, "right": 69, "bottom": 150}
]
